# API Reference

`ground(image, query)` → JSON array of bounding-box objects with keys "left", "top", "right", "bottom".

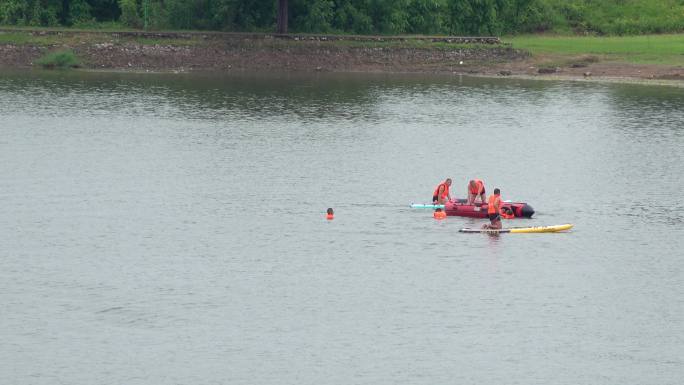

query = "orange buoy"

[
  {"left": 433, "top": 210, "right": 447, "bottom": 220},
  {"left": 326, "top": 208, "right": 334, "bottom": 220}
]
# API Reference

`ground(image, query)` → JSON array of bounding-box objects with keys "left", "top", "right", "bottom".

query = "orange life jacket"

[
  {"left": 469, "top": 179, "right": 484, "bottom": 195},
  {"left": 500, "top": 206, "right": 515, "bottom": 219},
  {"left": 487, "top": 194, "right": 501, "bottom": 214},
  {"left": 433, "top": 181, "right": 450, "bottom": 199}
]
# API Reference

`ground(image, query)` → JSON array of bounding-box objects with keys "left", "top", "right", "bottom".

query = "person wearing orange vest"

[
  {"left": 483, "top": 188, "right": 502, "bottom": 229},
  {"left": 466, "top": 179, "right": 486, "bottom": 205},
  {"left": 432, "top": 178, "right": 452, "bottom": 205}
]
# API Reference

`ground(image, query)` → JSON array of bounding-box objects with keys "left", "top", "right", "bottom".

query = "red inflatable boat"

[{"left": 445, "top": 199, "right": 534, "bottom": 218}]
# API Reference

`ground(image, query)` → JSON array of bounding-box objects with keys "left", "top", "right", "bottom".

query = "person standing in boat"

[
  {"left": 432, "top": 178, "right": 452, "bottom": 205},
  {"left": 467, "top": 179, "right": 486, "bottom": 205},
  {"left": 484, "top": 188, "right": 502, "bottom": 229}
]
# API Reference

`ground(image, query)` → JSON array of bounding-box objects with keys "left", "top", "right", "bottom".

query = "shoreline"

[
  {"left": 1, "top": 28, "right": 683, "bottom": 87},
  {"left": 475, "top": 73, "right": 684, "bottom": 88},
  {"left": 6, "top": 62, "right": 684, "bottom": 89}
]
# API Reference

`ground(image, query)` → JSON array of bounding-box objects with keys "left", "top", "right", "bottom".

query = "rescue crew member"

[
  {"left": 483, "top": 188, "right": 502, "bottom": 229},
  {"left": 432, "top": 178, "right": 452, "bottom": 205},
  {"left": 467, "top": 179, "right": 486, "bottom": 205}
]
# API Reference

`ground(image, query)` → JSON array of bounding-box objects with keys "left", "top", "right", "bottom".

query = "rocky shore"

[
  {"left": 0, "top": 29, "right": 523, "bottom": 73},
  {"left": 1, "top": 29, "right": 683, "bottom": 85}
]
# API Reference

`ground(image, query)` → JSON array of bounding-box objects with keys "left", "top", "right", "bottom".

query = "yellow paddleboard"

[
  {"left": 509, "top": 224, "right": 574, "bottom": 233},
  {"left": 459, "top": 224, "right": 573, "bottom": 234}
]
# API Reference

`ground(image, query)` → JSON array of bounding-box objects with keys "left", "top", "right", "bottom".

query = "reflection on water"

[{"left": 1, "top": 70, "right": 683, "bottom": 385}]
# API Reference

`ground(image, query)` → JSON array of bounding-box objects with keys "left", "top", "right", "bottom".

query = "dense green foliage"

[
  {"left": 1, "top": 0, "right": 683, "bottom": 35},
  {"left": 548, "top": 0, "right": 684, "bottom": 35}
]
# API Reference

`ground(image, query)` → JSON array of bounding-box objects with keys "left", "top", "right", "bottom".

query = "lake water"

[{"left": 1, "top": 70, "right": 683, "bottom": 385}]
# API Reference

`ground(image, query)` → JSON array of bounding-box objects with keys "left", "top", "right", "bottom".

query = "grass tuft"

[{"left": 36, "top": 50, "right": 81, "bottom": 69}]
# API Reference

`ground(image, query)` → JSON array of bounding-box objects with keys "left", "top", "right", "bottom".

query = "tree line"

[{"left": 1, "top": 0, "right": 684, "bottom": 35}]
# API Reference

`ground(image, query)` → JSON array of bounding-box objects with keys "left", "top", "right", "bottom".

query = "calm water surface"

[{"left": 1, "top": 70, "right": 683, "bottom": 385}]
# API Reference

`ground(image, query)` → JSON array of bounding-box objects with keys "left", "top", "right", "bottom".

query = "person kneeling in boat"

[
  {"left": 483, "top": 188, "right": 502, "bottom": 229},
  {"left": 432, "top": 178, "right": 452, "bottom": 205},
  {"left": 467, "top": 179, "right": 486, "bottom": 205}
]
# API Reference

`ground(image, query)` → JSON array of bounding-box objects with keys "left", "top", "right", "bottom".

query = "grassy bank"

[
  {"left": 0, "top": 30, "right": 205, "bottom": 47},
  {"left": 506, "top": 34, "right": 684, "bottom": 65},
  {"left": 2, "top": 27, "right": 683, "bottom": 81},
  {"left": 3, "top": 27, "right": 683, "bottom": 63},
  {"left": 0, "top": 28, "right": 521, "bottom": 74}
]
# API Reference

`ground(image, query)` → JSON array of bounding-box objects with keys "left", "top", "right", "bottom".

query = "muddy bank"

[
  {"left": 1, "top": 29, "right": 683, "bottom": 84},
  {"left": 72, "top": 43, "right": 523, "bottom": 73},
  {"left": 0, "top": 29, "right": 522, "bottom": 73},
  {"left": 482, "top": 56, "right": 684, "bottom": 83}
]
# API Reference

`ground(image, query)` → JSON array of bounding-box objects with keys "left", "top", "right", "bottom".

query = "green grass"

[
  {"left": 0, "top": 30, "right": 116, "bottom": 45},
  {"left": 505, "top": 34, "right": 684, "bottom": 65},
  {"left": 70, "top": 21, "right": 129, "bottom": 30},
  {"left": 0, "top": 30, "right": 201, "bottom": 47},
  {"left": 132, "top": 37, "right": 205, "bottom": 46},
  {"left": 0, "top": 24, "right": 137, "bottom": 33},
  {"left": 0, "top": 32, "right": 61, "bottom": 45},
  {"left": 35, "top": 50, "right": 81, "bottom": 69}
]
